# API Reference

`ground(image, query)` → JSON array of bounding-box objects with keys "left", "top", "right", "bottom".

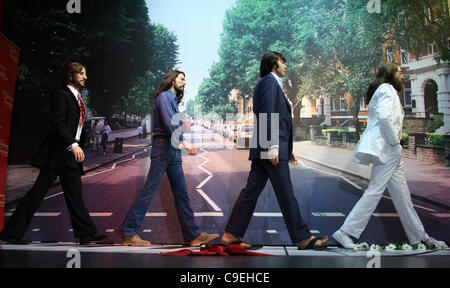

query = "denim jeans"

[{"left": 121, "top": 136, "right": 201, "bottom": 241}]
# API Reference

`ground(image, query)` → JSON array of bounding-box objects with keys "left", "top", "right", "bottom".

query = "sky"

[{"left": 146, "top": 0, "right": 236, "bottom": 109}]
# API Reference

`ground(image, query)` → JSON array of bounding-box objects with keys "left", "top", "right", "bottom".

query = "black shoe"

[
  {"left": 0, "top": 232, "right": 29, "bottom": 245},
  {"left": 79, "top": 233, "right": 109, "bottom": 245}
]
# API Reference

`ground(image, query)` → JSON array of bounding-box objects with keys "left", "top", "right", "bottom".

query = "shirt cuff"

[{"left": 67, "top": 142, "right": 79, "bottom": 151}]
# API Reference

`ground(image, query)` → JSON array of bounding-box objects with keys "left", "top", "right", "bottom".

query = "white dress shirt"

[{"left": 67, "top": 85, "right": 83, "bottom": 151}]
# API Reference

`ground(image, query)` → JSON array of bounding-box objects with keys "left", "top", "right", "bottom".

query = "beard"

[{"left": 174, "top": 84, "right": 184, "bottom": 104}]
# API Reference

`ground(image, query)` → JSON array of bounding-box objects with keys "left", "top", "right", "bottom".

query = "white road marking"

[
  {"left": 39, "top": 150, "right": 148, "bottom": 202},
  {"left": 32, "top": 229, "right": 40, "bottom": 232},
  {"left": 432, "top": 213, "right": 450, "bottom": 218},
  {"left": 194, "top": 149, "right": 222, "bottom": 212},
  {"left": 266, "top": 230, "right": 278, "bottom": 234},
  {"left": 297, "top": 157, "right": 437, "bottom": 213},
  {"left": 254, "top": 212, "right": 283, "bottom": 217},
  {"left": 312, "top": 212, "right": 346, "bottom": 217},
  {"left": 197, "top": 175, "right": 213, "bottom": 189},
  {"left": 196, "top": 189, "right": 222, "bottom": 212},
  {"left": 43, "top": 192, "right": 64, "bottom": 201},
  {"left": 83, "top": 150, "right": 148, "bottom": 178},
  {"left": 89, "top": 213, "right": 113, "bottom": 217},
  {"left": 142, "top": 229, "right": 152, "bottom": 233},
  {"left": 145, "top": 212, "right": 168, "bottom": 217},
  {"left": 106, "top": 229, "right": 115, "bottom": 233},
  {"left": 373, "top": 213, "right": 398, "bottom": 217},
  {"left": 4, "top": 212, "right": 61, "bottom": 217},
  {"left": 297, "top": 158, "right": 363, "bottom": 190},
  {"left": 194, "top": 212, "right": 223, "bottom": 217},
  {"left": 310, "top": 230, "right": 320, "bottom": 234}
]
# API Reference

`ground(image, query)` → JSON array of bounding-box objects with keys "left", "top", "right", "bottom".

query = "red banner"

[{"left": 0, "top": 33, "right": 19, "bottom": 231}]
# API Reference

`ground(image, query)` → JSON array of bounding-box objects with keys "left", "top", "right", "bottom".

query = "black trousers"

[
  {"left": 3, "top": 165, "right": 97, "bottom": 240},
  {"left": 225, "top": 159, "right": 312, "bottom": 244}
]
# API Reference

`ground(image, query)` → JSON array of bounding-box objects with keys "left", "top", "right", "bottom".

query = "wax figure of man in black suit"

[
  {"left": 0, "top": 63, "right": 108, "bottom": 245},
  {"left": 221, "top": 52, "right": 329, "bottom": 250}
]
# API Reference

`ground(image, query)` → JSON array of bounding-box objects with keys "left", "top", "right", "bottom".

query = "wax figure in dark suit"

[
  {"left": 0, "top": 63, "right": 108, "bottom": 245},
  {"left": 221, "top": 52, "right": 329, "bottom": 249}
]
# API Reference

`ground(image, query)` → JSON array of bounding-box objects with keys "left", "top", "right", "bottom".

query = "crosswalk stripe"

[
  {"left": 89, "top": 213, "right": 113, "bottom": 217},
  {"left": 373, "top": 213, "right": 398, "bottom": 217},
  {"left": 4, "top": 212, "right": 61, "bottom": 217},
  {"left": 312, "top": 212, "right": 345, "bottom": 217},
  {"left": 254, "top": 213, "right": 283, "bottom": 217},
  {"left": 145, "top": 212, "right": 168, "bottom": 217},
  {"left": 194, "top": 212, "right": 224, "bottom": 217}
]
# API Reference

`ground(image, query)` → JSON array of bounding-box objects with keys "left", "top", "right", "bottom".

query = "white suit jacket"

[{"left": 353, "top": 83, "right": 404, "bottom": 165}]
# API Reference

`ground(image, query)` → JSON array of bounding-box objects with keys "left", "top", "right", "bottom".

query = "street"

[{"left": 5, "top": 125, "right": 450, "bottom": 246}]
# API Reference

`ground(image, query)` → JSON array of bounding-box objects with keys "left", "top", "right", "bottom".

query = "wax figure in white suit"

[{"left": 333, "top": 63, "right": 447, "bottom": 250}]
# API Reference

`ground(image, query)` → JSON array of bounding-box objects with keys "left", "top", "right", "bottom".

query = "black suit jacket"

[
  {"left": 249, "top": 74, "right": 293, "bottom": 161},
  {"left": 32, "top": 86, "right": 85, "bottom": 174}
]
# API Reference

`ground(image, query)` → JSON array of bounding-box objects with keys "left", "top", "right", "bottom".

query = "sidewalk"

[
  {"left": 5, "top": 136, "right": 151, "bottom": 204},
  {"left": 293, "top": 141, "right": 450, "bottom": 210}
]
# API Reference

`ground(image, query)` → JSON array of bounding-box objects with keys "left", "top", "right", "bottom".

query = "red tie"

[{"left": 77, "top": 93, "right": 86, "bottom": 125}]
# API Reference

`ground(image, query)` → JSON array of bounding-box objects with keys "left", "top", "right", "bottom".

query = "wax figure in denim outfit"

[
  {"left": 333, "top": 63, "right": 447, "bottom": 250},
  {"left": 220, "top": 52, "right": 329, "bottom": 250},
  {"left": 0, "top": 63, "right": 108, "bottom": 245},
  {"left": 120, "top": 71, "right": 219, "bottom": 246}
]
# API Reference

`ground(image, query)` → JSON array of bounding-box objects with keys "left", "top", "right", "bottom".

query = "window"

[
  {"left": 339, "top": 95, "right": 347, "bottom": 111},
  {"left": 360, "top": 97, "right": 367, "bottom": 110},
  {"left": 386, "top": 47, "right": 394, "bottom": 63},
  {"left": 403, "top": 81, "right": 412, "bottom": 107},
  {"left": 401, "top": 49, "right": 409, "bottom": 65},
  {"left": 427, "top": 43, "right": 435, "bottom": 55}
]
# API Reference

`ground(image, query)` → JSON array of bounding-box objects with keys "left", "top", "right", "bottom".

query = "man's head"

[
  {"left": 260, "top": 52, "right": 287, "bottom": 78},
  {"left": 155, "top": 70, "right": 186, "bottom": 104},
  {"left": 62, "top": 62, "right": 87, "bottom": 90}
]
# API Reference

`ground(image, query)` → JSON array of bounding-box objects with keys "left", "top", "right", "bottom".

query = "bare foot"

[
  {"left": 220, "top": 232, "right": 252, "bottom": 249},
  {"left": 298, "top": 235, "right": 329, "bottom": 250}
]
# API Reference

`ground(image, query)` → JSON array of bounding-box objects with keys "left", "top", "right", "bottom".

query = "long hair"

[
  {"left": 154, "top": 70, "right": 185, "bottom": 104},
  {"left": 260, "top": 51, "right": 286, "bottom": 78},
  {"left": 366, "top": 62, "right": 403, "bottom": 105},
  {"left": 61, "top": 62, "right": 86, "bottom": 88}
]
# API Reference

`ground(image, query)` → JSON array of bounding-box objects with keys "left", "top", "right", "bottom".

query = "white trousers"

[{"left": 340, "top": 145, "right": 426, "bottom": 245}]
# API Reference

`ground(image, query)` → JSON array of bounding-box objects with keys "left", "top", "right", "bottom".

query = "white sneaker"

[
  {"left": 423, "top": 236, "right": 448, "bottom": 250},
  {"left": 332, "top": 230, "right": 357, "bottom": 249}
]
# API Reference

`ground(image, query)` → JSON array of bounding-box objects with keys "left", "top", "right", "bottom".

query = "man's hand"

[
  {"left": 289, "top": 153, "right": 298, "bottom": 166},
  {"left": 72, "top": 146, "right": 85, "bottom": 163},
  {"left": 268, "top": 147, "right": 279, "bottom": 166},
  {"left": 182, "top": 141, "right": 198, "bottom": 156}
]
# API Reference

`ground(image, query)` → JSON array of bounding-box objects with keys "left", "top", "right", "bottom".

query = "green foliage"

[
  {"left": 212, "top": 105, "right": 237, "bottom": 120},
  {"left": 322, "top": 129, "right": 345, "bottom": 137},
  {"left": 196, "top": 0, "right": 449, "bottom": 133},
  {"left": 426, "top": 133, "right": 446, "bottom": 148},
  {"left": 402, "top": 132, "right": 410, "bottom": 147},
  {"left": 3, "top": 0, "right": 179, "bottom": 118}
]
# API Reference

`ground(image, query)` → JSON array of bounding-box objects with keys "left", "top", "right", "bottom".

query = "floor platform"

[{"left": 1, "top": 243, "right": 449, "bottom": 268}]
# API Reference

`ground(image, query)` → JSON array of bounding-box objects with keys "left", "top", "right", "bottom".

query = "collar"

[
  {"left": 67, "top": 85, "right": 80, "bottom": 99},
  {"left": 270, "top": 72, "right": 283, "bottom": 90}
]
